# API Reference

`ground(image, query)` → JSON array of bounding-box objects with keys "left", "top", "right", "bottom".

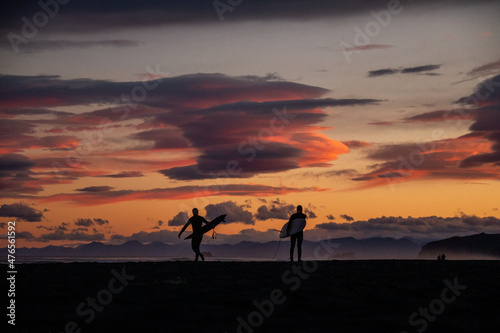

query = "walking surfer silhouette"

[{"left": 178, "top": 208, "right": 209, "bottom": 261}]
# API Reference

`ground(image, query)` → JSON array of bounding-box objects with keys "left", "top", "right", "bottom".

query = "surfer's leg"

[
  {"left": 192, "top": 240, "right": 199, "bottom": 261},
  {"left": 290, "top": 235, "right": 296, "bottom": 262},
  {"left": 192, "top": 235, "right": 201, "bottom": 261},
  {"left": 297, "top": 232, "right": 303, "bottom": 262},
  {"left": 192, "top": 234, "right": 205, "bottom": 261}
]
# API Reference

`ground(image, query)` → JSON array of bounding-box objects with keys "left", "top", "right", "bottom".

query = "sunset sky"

[{"left": 1, "top": 0, "right": 500, "bottom": 248}]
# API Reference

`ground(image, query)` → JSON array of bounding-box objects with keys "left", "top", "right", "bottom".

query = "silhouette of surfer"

[
  {"left": 287, "top": 205, "right": 306, "bottom": 262},
  {"left": 178, "top": 208, "right": 209, "bottom": 261}
]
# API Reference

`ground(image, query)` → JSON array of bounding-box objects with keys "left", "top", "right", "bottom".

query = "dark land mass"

[
  {"left": 9, "top": 260, "right": 500, "bottom": 333},
  {"left": 418, "top": 233, "right": 500, "bottom": 259}
]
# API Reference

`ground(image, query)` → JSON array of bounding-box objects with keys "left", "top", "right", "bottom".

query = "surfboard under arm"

[
  {"left": 184, "top": 214, "right": 226, "bottom": 240},
  {"left": 279, "top": 218, "right": 306, "bottom": 238}
]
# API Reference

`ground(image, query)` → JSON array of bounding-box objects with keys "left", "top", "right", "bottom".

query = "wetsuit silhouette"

[
  {"left": 288, "top": 205, "right": 306, "bottom": 262},
  {"left": 178, "top": 209, "right": 209, "bottom": 261}
]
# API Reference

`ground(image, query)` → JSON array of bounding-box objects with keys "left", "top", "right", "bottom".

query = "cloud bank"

[{"left": 316, "top": 215, "right": 500, "bottom": 241}]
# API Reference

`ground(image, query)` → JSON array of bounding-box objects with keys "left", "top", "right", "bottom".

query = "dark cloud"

[
  {"left": 205, "top": 201, "right": 254, "bottom": 224},
  {"left": 75, "top": 218, "right": 94, "bottom": 227},
  {"left": 74, "top": 218, "right": 109, "bottom": 227},
  {"left": 76, "top": 186, "right": 114, "bottom": 192},
  {"left": 340, "top": 214, "right": 354, "bottom": 222},
  {"left": 0, "top": 74, "right": 155, "bottom": 108},
  {"left": 401, "top": 64, "right": 441, "bottom": 74},
  {"left": 0, "top": 202, "right": 43, "bottom": 222},
  {"left": 342, "top": 140, "right": 372, "bottom": 149},
  {"left": 93, "top": 218, "right": 109, "bottom": 226},
  {"left": 352, "top": 176, "right": 376, "bottom": 181},
  {"left": 453, "top": 58, "right": 500, "bottom": 84},
  {"left": 465, "top": 58, "right": 500, "bottom": 78},
  {"left": 377, "top": 171, "right": 410, "bottom": 179},
  {"left": 460, "top": 130, "right": 500, "bottom": 168},
  {"left": 0, "top": 73, "right": 330, "bottom": 109},
  {"left": 15, "top": 231, "right": 35, "bottom": 240},
  {"left": 168, "top": 211, "right": 189, "bottom": 227},
  {"left": 0, "top": 119, "right": 36, "bottom": 137},
  {"left": 304, "top": 207, "right": 317, "bottom": 219},
  {"left": 158, "top": 98, "right": 376, "bottom": 180},
  {"left": 162, "top": 143, "right": 304, "bottom": 180},
  {"left": 468, "top": 105, "right": 500, "bottom": 132},
  {"left": 368, "top": 65, "right": 441, "bottom": 77},
  {"left": 368, "top": 68, "right": 400, "bottom": 77},
  {"left": 300, "top": 169, "right": 358, "bottom": 179},
  {"left": 159, "top": 165, "right": 208, "bottom": 181},
  {"left": 255, "top": 199, "right": 295, "bottom": 221},
  {"left": 99, "top": 171, "right": 144, "bottom": 178},
  {"left": 402, "top": 109, "right": 474, "bottom": 123},
  {"left": 455, "top": 74, "right": 500, "bottom": 107},
  {"left": 12, "top": 39, "right": 144, "bottom": 53},
  {"left": 456, "top": 74, "right": 500, "bottom": 167},
  {"left": 2, "top": 0, "right": 493, "bottom": 39},
  {"left": 37, "top": 224, "right": 68, "bottom": 232},
  {"left": 0, "top": 154, "right": 35, "bottom": 178},
  {"left": 187, "top": 98, "right": 377, "bottom": 116},
  {"left": 0, "top": 107, "right": 72, "bottom": 118},
  {"left": 326, "top": 214, "right": 336, "bottom": 221},
  {"left": 316, "top": 215, "right": 500, "bottom": 240},
  {"left": 132, "top": 128, "right": 191, "bottom": 150},
  {"left": 0, "top": 1, "right": 407, "bottom": 37}
]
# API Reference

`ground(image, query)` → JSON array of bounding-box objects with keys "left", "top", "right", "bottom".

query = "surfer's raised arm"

[{"left": 178, "top": 220, "right": 191, "bottom": 238}]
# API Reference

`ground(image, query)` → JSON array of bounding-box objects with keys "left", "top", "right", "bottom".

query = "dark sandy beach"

[{"left": 8, "top": 260, "right": 500, "bottom": 333}]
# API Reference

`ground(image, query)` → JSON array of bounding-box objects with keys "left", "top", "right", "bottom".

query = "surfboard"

[
  {"left": 184, "top": 214, "right": 226, "bottom": 240},
  {"left": 279, "top": 218, "right": 306, "bottom": 238}
]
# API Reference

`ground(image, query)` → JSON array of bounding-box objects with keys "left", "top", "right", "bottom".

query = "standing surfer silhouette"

[
  {"left": 287, "top": 205, "right": 306, "bottom": 262},
  {"left": 178, "top": 208, "right": 209, "bottom": 261}
]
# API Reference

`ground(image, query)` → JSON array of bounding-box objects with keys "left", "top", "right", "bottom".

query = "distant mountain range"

[
  {"left": 5, "top": 233, "right": 498, "bottom": 261},
  {"left": 3, "top": 236, "right": 424, "bottom": 260},
  {"left": 418, "top": 233, "right": 500, "bottom": 259}
]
